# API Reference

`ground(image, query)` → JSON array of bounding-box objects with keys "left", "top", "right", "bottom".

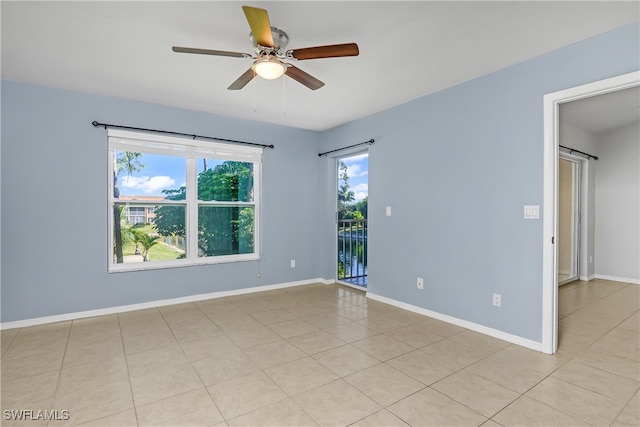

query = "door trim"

[
  {"left": 557, "top": 156, "right": 581, "bottom": 286},
  {"left": 542, "top": 71, "right": 640, "bottom": 354},
  {"left": 334, "top": 149, "right": 369, "bottom": 286}
]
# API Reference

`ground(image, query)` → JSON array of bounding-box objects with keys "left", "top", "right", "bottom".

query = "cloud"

[
  {"left": 354, "top": 191, "right": 368, "bottom": 202},
  {"left": 352, "top": 183, "right": 368, "bottom": 192},
  {"left": 120, "top": 175, "right": 176, "bottom": 194},
  {"left": 352, "top": 183, "right": 368, "bottom": 202},
  {"left": 346, "top": 163, "right": 368, "bottom": 178}
]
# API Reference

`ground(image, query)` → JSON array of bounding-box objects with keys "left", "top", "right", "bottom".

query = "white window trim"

[{"left": 108, "top": 129, "right": 262, "bottom": 273}]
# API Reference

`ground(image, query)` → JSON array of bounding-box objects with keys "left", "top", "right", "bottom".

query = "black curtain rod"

[
  {"left": 559, "top": 145, "right": 598, "bottom": 160},
  {"left": 92, "top": 121, "right": 275, "bottom": 149},
  {"left": 318, "top": 139, "right": 375, "bottom": 157}
]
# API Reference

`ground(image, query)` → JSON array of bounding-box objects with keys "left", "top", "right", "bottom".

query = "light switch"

[
  {"left": 386, "top": 206, "right": 392, "bottom": 216},
  {"left": 524, "top": 205, "right": 540, "bottom": 219}
]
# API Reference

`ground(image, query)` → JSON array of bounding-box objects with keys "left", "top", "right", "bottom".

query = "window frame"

[{"left": 107, "top": 129, "right": 262, "bottom": 272}]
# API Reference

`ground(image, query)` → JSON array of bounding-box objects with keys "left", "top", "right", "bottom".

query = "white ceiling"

[
  {"left": 2, "top": 1, "right": 638, "bottom": 131},
  {"left": 560, "top": 86, "right": 640, "bottom": 135}
]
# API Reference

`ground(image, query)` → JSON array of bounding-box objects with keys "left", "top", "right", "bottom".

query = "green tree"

[
  {"left": 198, "top": 162, "right": 252, "bottom": 202},
  {"left": 132, "top": 229, "right": 161, "bottom": 261},
  {"left": 153, "top": 161, "right": 254, "bottom": 257},
  {"left": 113, "top": 151, "right": 145, "bottom": 263},
  {"left": 117, "top": 152, "right": 144, "bottom": 176},
  {"left": 342, "top": 209, "right": 364, "bottom": 220},
  {"left": 197, "top": 162, "right": 253, "bottom": 256},
  {"left": 355, "top": 196, "right": 368, "bottom": 219},
  {"left": 338, "top": 161, "right": 355, "bottom": 219},
  {"left": 153, "top": 187, "right": 186, "bottom": 237}
]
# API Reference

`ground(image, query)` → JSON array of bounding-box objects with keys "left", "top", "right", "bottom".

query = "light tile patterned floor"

[{"left": 1, "top": 279, "right": 638, "bottom": 426}]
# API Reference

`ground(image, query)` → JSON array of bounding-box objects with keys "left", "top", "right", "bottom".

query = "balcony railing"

[{"left": 338, "top": 218, "right": 367, "bottom": 286}]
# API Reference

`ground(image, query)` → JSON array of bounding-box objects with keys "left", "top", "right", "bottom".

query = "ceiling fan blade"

[
  {"left": 285, "top": 65, "right": 325, "bottom": 90},
  {"left": 242, "top": 5, "right": 274, "bottom": 47},
  {"left": 228, "top": 68, "right": 256, "bottom": 90},
  {"left": 290, "top": 43, "right": 359, "bottom": 60},
  {"left": 172, "top": 46, "right": 251, "bottom": 58}
]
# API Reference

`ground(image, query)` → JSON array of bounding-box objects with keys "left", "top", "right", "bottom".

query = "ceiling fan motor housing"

[{"left": 250, "top": 27, "right": 289, "bottom": 57}]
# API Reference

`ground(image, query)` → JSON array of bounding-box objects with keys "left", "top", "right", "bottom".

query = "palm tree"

[
  {"left": 132, "top": 229, "right": 161, "bottom": 261},
  {"left": 113, "top": 151, "right": 144, "bottom": 263}
]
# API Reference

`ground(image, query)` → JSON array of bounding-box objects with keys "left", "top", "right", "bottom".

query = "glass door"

[{"left": 337, "top": 153, "right": 368, "bottom": 287}]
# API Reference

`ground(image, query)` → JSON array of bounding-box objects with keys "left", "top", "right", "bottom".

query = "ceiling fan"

[{"left": 172, "top": 5, "right": 359, "bottom": 91}]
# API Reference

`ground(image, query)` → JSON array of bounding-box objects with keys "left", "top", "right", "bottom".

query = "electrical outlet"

[
  {"left": 290, "top": 259, "right": 296, "bottom": 268},
  {"left": 493, "top": 293, "right": 502, "bottom": 307},
  {"left": 417, "top": 277, "right": 424, "bottom": 290}
]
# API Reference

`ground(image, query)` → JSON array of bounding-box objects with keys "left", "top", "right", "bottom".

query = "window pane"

[
  {"left": 114, "top": 151, "right": 186, "bottom": 200},
  {"left": 113, "top": 203, "right": 186, "bottom": 264},
  {"left": 197, "top": 160, "right": 254, "bottom": 202},
  {"left": 198, "top": 206, "right": 254, "bottom": 257}
]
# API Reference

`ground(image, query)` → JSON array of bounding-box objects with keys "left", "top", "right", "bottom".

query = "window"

[{"left": 108, "top": 130, "right": 262, "bottom": 271}]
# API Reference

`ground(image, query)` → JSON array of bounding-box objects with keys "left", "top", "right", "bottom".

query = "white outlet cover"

[
  {"left": 493, "top": 293, "right": 502, "bottom": 307},
  {"left": 386, "top": 206, "right": 392, "bottom": 216}
]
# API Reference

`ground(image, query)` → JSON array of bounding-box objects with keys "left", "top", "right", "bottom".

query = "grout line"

[
  {"left": 118, "top": 312, "right": 140, "bottom": 427},
  {"left": 51, "top": 321, "right": 73, "bottom": 402}
]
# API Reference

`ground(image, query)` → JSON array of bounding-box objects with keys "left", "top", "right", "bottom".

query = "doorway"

[
  {"left": 542, "top": 71, "right": 640, "bottom": 354},
  {"left": 558, "top": 157, "right": 581, "bottom": 285},
  {"left": 336, "top": 152, "right": 368, "bottom": 288}
]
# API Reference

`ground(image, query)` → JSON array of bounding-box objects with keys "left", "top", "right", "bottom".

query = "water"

[{"left": 338, "top": 237, "right": 367, "bottom": 281}]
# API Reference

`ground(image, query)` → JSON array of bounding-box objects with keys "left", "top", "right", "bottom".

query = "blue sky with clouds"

[
  {"left": 117, "top": 152, "right": 183, "bottom": 196},
  {"left": 341, "top": 153, "right": 368, "bottom": 202}
]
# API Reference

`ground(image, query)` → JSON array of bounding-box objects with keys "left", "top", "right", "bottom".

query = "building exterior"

[{"left": 117, "top": 195, "right": 164, "bottom": 225}]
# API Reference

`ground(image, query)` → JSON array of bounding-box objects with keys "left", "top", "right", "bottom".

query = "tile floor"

[{"left": 1, "top": 279, "right": 638, "bottom": 426}]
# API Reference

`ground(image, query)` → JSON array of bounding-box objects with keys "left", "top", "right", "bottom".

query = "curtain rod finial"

[{"left": 91, "top": 121, "right": 99, "bottom": 127}]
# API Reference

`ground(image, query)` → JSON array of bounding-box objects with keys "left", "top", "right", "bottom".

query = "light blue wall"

[
  {"left": 1, "top": 81, "right": 325, "bottom": 322},
  {"left": 321, "top": 23, "right": 639, "bottom": 342}
]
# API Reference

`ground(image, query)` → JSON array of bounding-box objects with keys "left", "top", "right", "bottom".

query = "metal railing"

[{"left": 338, "top": 218, "right": 367, "bottom": 283}]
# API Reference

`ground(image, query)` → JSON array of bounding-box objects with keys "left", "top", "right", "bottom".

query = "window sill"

[{"left": 108, "top": 253, "right": 260, "bottom": 273}]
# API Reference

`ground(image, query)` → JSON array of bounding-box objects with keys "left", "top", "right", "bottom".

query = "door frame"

[
  {"left": 541, "top": 70, "right": 640, "bottom": 354},
  {"left": 557, "top": 156, "right": 581, "bottom": 286},
  {"left": 334, "top": 149, "right": 369, "bottom": 289}
]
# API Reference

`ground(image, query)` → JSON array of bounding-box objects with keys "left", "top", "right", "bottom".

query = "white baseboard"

[
  {"left": 579, "top": 274, "right": 596, "bottom": 282},
  {"left": 336, "top": 280, "right": 366, "bottom": 292},
  {"left": 594, "top": 274, "right": 640, "bottom": 285},
  {"left": 0, "top": 278, "right": 333, "bottom": 330},
  {"left": 366, "top": 292, "right": 543, "bottom": 352}
]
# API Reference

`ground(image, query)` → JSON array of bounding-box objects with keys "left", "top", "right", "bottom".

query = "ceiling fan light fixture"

[{"left": 252, "top": 57, "right": 286, "bottom": 80}]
